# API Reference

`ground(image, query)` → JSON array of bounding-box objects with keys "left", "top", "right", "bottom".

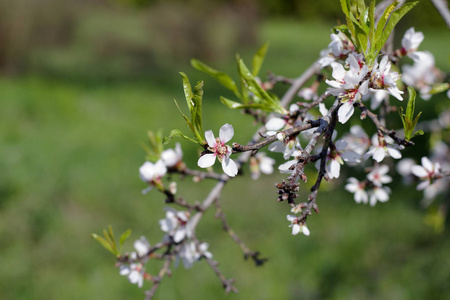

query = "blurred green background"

[{"left": 1, "top": 0, "right": 449, "bottom": 299}]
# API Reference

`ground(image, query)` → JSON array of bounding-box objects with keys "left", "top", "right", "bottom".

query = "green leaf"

[
  {"left": 374, "top": 2, "right": 418, "bottom": 59},
  {"left": 190, "top": 59, "right": 241, "bottom": 98},
  {"left": 405, "top": 86, "right": 416, "bottom": 121},
  {"left": 92, "top": 233, "right": 116, "bottom": 254},
  {"left": 192, "top": 80, "right": 204, "bottom": 136},
  {"left": 180, "top": 72, "right": 195, "bottom": 112},
  {"left": 252, "top": 42, "right": 269, "bottom": 77},
  {"left": 238, "top": 59, "right": 285, "bottom": 114},
  {"left": 220, "top": 96, "right": 271, "bottom": 111},
  {"left": 119, "top": 229, "right": 132, "bottom": 247},
  {"left": 340, "top": 0, "right": 350, "bottom": 18},
  {"left": 428, "top": 83, "right": 450, "bottom": 95},
  {"left": 411, "top": 130, "right": 424, "bottom": 138},
  {"left": 173, "top": 99, "right": 195, "bottom": 136},
  {"left": 368, "top": 0, "right": 375, "bottom": 48},
  {"left": 163, "top": 129, "right": 199, "bottom": 145}
]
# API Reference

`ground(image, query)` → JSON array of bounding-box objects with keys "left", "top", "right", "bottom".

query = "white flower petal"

[
  {"left": 198, "top": 153, "right": 216, "bottom": 168},
  {"left": 265, "top": 118, "right": 286, "bottom": 131},
  {"left": 219, "top": 123, "right": 234, "bottom": 143},
  {"left": 204, "top": 130, "right": 216, "bottom": 147},
  {"left": 338, "top": 102, "right": 354, "bottom": 124},
  {"left": 222, "top": 157, "right": 238, "bottom": 177}
]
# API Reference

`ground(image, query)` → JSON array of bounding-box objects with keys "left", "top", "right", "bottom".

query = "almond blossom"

[
  {"left": 119, "top": 263, "right": 146, "bottom": 288},
  {"left": 139, "top": 160, "right": 167, "bottom": 194},
  {"left": 363, "top": 134, "right": 402, "bottom": 162},
  {"left": 177, "top": 241, "right": 213, "bottom": 269},
  {"left": 159, "top": 208, "right": 192, "bottom": 243},
  {"left": 315, "top": 140, "right": 360, "bottom": 179},
  {"left": 161, "top": 143, "right": 183, "bottom": 168},
  {"left": 325, "top": 54, "right": 370, "bottom": 124},
  {"left": 286, "top": 215, "right": 310, "bottom": 236},
  {"left": 369, "top": 186, "right": 391, "bottom": 207},
  {"left": 345, "top": 177, "right": 368, "bottom": 204},
  {"left": 367, "top": 164, "right": 392, "bottom": 187},
  {"left": 197, "top": 123, "right": 238, "bottom": 177},
  {"left": 411, "top": 157, "right": 441, "bottom": 190},
  {"left": 371, "top": 56, "right": 403, "bottom": 101},
  {"left": 400, "top": 27, "right": 426, "bottom": 62}
]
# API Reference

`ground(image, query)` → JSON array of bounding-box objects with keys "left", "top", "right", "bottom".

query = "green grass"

[{"left": 0, "top": 18, "right": 449, "bottom": 300}]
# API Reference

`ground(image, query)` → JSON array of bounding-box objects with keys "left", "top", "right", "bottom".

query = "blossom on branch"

[
  {"left": 400, "top": 27, "right": 425, "bottom": 62},
  {"left": 411, "top": 157, "right": 441, "bottom": 190},
  {"left": 139, "top": 160, "right": 167, "bottom": 194},
  {"left": 345, "top": 177, "right": 368, "bottom": 204},
  {"left": 197, "top": 123, "right": 238, "bottom": 177},
  {"left": 286, "top": 215, "right": 310, "bottom": 236},
  {"left": 161, "top": 143, "right": 183, "bottom": 168},
  {"left": 119, "top": 263, "right": 146, "bottom": 288},
  {"left": 363, "top": 134, "right": 402, "bottom": 162},
  {"left": 159, "top": 208, "right": 192, "bottom": 243},
  {"left": 250, "top": 152, "right": 275, "bottom": 180},
  {"left": 371, "top": 56, "right": 403, "bottom": 101}
]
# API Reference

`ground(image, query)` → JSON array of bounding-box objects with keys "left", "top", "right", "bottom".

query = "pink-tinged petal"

[
  {"left": 204, "top": 130, "right": 216, "bottom": 147},
  {"left": 338, "top": 102, "right": 354, "bottom": 124},
  {"left": 379, "top": 56, "right": 390, "bottom": 73},
  {"left": 265, "top": 118, "right": 286, "bottom": 131},
  {"left": 198, "top": 153, "right": 216, "bottom": 168},
  {"left": 387, "top": 146, "right": 402, "bottom": 159},
  {"left": 421, "top": 157, "right": 433, "bottom": 172},
  {"left": 219, "top": 123, "right": 234, "bottom": 143},
  {"left": 222, "top": 157, "right": 238, "bottom": 177},
  {"left": 387, "top": 87, "right": 404, "bottom": 101},
  {"left": 330, "top": 62, "right": 346, "bottom": 81},
  {"left": 375, "top": 188, "right": 389, "bottom": 202},
  {"left": 373, "top": 147, "right": 386, "bottom": 162},
  {"left": 347, "top": 54, "right": 359, "bottom": 73},
  {"left": 411, "top": 165, "right": 428, "bottom": 178}
]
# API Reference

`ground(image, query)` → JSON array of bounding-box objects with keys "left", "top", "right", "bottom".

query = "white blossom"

[
  {"left": 371, "top": 56, "right": 403, "bottom": 101},
  {"left": 367, "top": 164, "right": 392, "bottom": 187},
  {"left": 134, "top": 236, "right": 151, "bottom": 257},
  {"left": 197, "top": 123, "right": 238, "bottom": 177},
  {"left": 315, "top": 140, "right": 360, "bottom": 179},
  {"left": 177, "top": 241, "right": 213, "bottom": 269},
  {"left": 159, "top": 208, "right": 191, "bottom": 243},
  {"left": 369, "top": 186, "right": 391, "bottom": 206},
  {"left": 286, "top": 215, "right": 310, "bottom": 236},
  {"left": 161, "top": 143, "right": 183, "bottom": 167},
  {"left": 250, "top": 152, "right": 275, "bottom": 180},
  {"left": 400, "top": 27, "right": 425, "bottom": 62},
  {"left": 345, "top": 177, "right": 368, "bottom": 204},
  {"left": 139, "top": 160, "right": 167, "bottom": 193},
  {"left": 119, "top": 263, "right": 145, "bottom": 288},
  {"left": 363, "top": 134, "right": 401, "bottom": 162},
  {"left": 411, "top": 157, "right": 441, "bottom": 190}
]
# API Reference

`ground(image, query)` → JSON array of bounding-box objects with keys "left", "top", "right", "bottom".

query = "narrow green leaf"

[
  {"left": 91, "top": 233, "right": 116, "bottom": 255},
  {"left": 368, "top": 0, "right": 375, "bottom": 49},
  {"left": 173, "top": 99, "right": 195, "bottom": 135},
  {"left": 406, "top": 86, "right": 416, "bottom": 121},
  {"left": 238, "top": 59, "right": 285, "bottom": 113},
  {"left": 220, "top": 96, "right": 271, "bottom": 111},
  {"left": 398, "top": 107, "right": 406, "bottom": 129},
  {"left": 107, "top": 226, "right": 118, "bottom": 254},
  {"left": 192, "top": 80, "right": 204, "bottom": 134},
  {"left": 119, "top": 229, "right": 132, "bottom": 247},
  {"left": 428, "top": 83, "right": 450, "bottom": 95},
  {"left": 375, "top": 2, "right": 398, "bottom": 41},
  {"left": 163, "top": 129, "right": 200, "bottom": 145},
  {"left": 191, "top": 59, "right": 241, "bottom": 98},
  {"left": 375, "top": 2, "right": 418, "bottom": 58},
  {"left": 252, "top": 42, "right": 270, "bottom": 77},
  {"left": 340, "top": 0, "right": 350, "bottom": 18},
  {"left": 179, "top": 72, "right": 194, "bottom": 112}
]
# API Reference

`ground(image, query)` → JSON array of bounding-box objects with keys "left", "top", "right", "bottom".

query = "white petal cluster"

[
  {"left": 401, "top": 27, "right": 425, "bottom": 62},
  {"left": 119, "top": 263, "right": 145, "bottom": 288},
  {"left": 197, "top": 123, "right": 238, "bottom": 177},
  {"left": 363, "top": 134, "right": 402, "bottom": 162},
  {"left": 159, "top": 208, "right": 192, "bottom": 243},
  {"left": 371, "top": 56, "right": 403, "bottom": 101},
  {"left": 177, "top": 241, "right": 213, "bottom": 269},
  {"left": 318, "top": 32, "right": 355, "bottom": 68}
]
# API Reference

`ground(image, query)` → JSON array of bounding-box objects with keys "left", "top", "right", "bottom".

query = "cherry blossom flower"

[
  {"left": 176, "top": 241, "right": 213, "bottom": 269},
  {"left": 134, "top": 236, "right": 151, "bottom": 257},
  {"left": 402, "top": 51, "right": 442, "bottom": 100},
  {"left": 371, "top": 56, "right": 403, "bottom": 101},
  {"left": 139, "top": 160, "right": 167, "bottom": 193},
  {"left": 286, "top": 215, "right": 310, "bottom": 236},
  {"left": 159, "top": 208, "right": 191, "bottom": 243},
  {"left": 197, "top": 123, "right": 238, "bottom": 177},
  {"left": 411, "top": 157, "right": 441, "bottom": 190},
  {"left": 363, "top": 134, "right": 401, "bottom": 162},
  {"left": 369, "top": 186, "right": 391, "bottom": 207},
  {"left": 161, "top": 143, "right": 183, "bottom": 168},
  {"left": 400, "top": 27, "right": 426, "bottom": 62},
  {"left": 318, "top": 32, "right": 355, "bottom": 68},
  {"left": 325, "top": 55, "right": 370, "bottom": 123},
  {"left": 345, "top": 177, "right": 368, "bottom": 204},
  {"left": 119, "top": 263, "right": 146, "bottom": 288},
  {"left": 315, "top": 140, "right": 360, "bottom": 179},
  {"left": 250, "top": 152, "right": 275, "bottom": 180},
  {"left": 367, "top": 164, "right": 392, "bottom": 187}
]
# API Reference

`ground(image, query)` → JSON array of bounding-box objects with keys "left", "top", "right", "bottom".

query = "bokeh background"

[{"left": 1, "top": 0, "right": 449, "bottom": 299}]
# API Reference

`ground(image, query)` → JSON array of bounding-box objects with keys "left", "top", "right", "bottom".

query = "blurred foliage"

[{"left": 0, "top": 0, "right": 449, "bottom": 299}]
